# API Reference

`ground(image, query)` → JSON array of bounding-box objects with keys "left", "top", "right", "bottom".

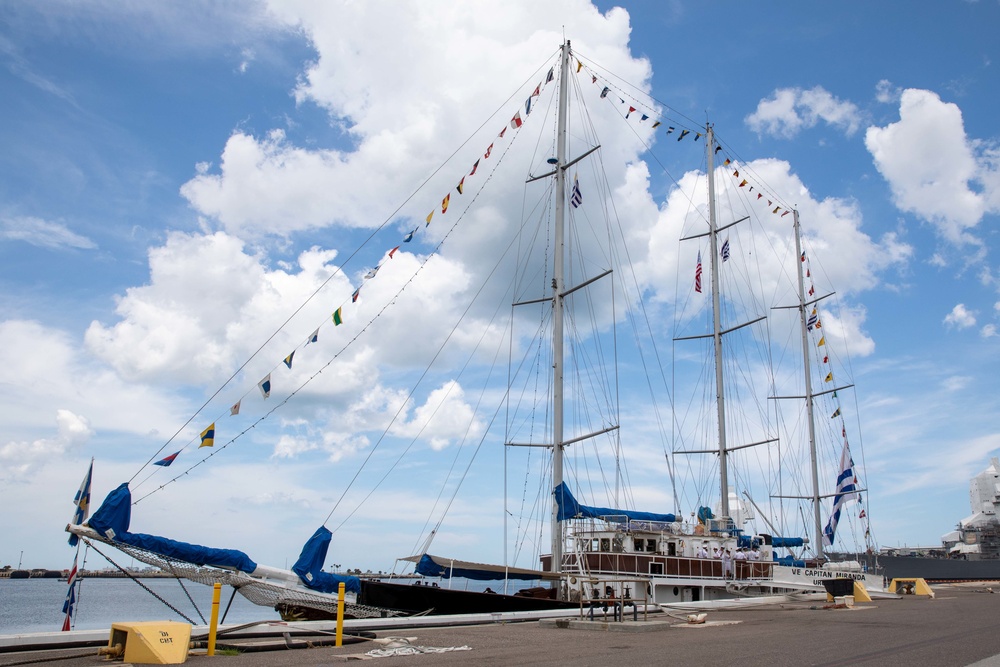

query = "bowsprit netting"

[{"left": 79, "top": 534, "right": 400, "bottom": 620}]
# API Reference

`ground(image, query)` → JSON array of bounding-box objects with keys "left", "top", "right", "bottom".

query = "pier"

[{"left": 3, "top": 582, "right": 1000, "bottom": 666}]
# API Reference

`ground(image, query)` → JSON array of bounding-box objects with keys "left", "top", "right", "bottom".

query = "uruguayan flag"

[
  {"left": 721, "top": 238, "right": 730, "bottom": 262},
  {"left": 822, "top": 441, "right": 859, "bottom": 547}
]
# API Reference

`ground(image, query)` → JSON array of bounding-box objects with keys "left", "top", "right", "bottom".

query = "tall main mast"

[
  {"left": 705, "top": 125, "right": 731, "bottom": 521},
  {"left": 550, "top": 39, "right": 571, "bottom": 575}
]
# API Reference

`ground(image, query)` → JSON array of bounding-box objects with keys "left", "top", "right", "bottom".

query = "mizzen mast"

[{"left": 792, "top": 210, "right": 826, "bottom": 557}]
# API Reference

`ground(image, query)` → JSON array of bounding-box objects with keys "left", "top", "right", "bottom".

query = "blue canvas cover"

[
  {"left": 414, "top": 554, "right": 548, "bottom": 581},
  {"left": 86, "top": 483, "right": 258, "bottom": 573},
  {"left": 554, "top": 482, "right": 676, "bottom": 523},
  {"left": 774, "top": 555, "right": 806, "bottom": 567},
  {"left": 87, "top": 482, "right": 132, "bottom": 540},
  {"left": 415, "top": 554, "right": 449, "bottom": 578},
  {"left": 771, "top": 537, "right": 805, "bottom": 548},
  {"left": 291, "top": 526, "right": 361, "bottom": 595}
]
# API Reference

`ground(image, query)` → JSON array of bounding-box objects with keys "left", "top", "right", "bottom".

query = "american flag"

[{"left": 695, "top": 251, "right": 703, "bottom": 293}]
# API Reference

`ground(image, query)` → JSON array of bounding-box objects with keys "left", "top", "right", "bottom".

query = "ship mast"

[
  {"left": 792, "top": 210, "right": 825, "bottom": 557},
  {"left": 704, "top": 125, "right": 732, "bottom": 521},
  {"left": 773, "top": 210, "right": 850, "bottom": 557},
  {"left": 550, "top": 38, "right": 571, "bottom": 575},
  {"left": 677, "top": 127, "right": 765, "bottom": 528}
]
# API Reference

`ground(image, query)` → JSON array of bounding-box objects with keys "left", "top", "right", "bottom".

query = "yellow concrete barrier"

[
  {"left": 107, "top": 621, "right": 191, "bottom": 664},
  {"left": 888, "top": 578, "right": 935, "bottom": 598},
  {"left": 853, "top": 581, "right": 872, "bottom": 602}
]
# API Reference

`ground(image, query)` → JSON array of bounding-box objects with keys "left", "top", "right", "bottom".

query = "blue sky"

[{"left": 1, "top": 1, "right": 999, "bottom": 573}]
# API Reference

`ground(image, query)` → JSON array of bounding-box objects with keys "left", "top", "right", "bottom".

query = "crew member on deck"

[{"left": 733, "top": 546, "right": 747, "bottom": 576}]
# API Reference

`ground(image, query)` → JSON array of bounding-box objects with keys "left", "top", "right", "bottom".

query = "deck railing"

[{"left": 557, "top": 552, "right": 774, "bottom": 582}]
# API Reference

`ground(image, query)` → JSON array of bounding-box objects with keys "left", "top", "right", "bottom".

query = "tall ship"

[{"left": 66, "top": 39, "right": 882, "bottom": 625}]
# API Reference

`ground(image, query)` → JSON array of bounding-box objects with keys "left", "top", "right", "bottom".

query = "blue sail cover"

[
  {"left": 291, "top": 526, "right": 361, "bottom": 595},
  {"left": 774, "top": 555, "right": 807, "bottom": 567},
  {"left": 87, "top": 483, "right": 258, "bottom": 573},
  {"left": 414, "top": 554, "right": 549, "bottom": 581},
  {"left": 554, "top": 482, "right": 676, "bottom": 523},
  {"left": 86, "top": 482, "right": 132, "bottom": 539},
  {"left": 771, "top": 537, "right": 805, "bottom": 548}
]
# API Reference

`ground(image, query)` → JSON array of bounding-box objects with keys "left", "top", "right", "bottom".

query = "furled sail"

[
  {"left": 292, "top": 526, "right": 361, "bottom": 594},
  {"left": 87, "top": 483, "right": 259, "bottom": 573},
  {"left": 400, "top": 554, "right": 560, "bottom": 581},
  {"left": 554, "top": 482, "right": 676, "bottom": 523},
  {"left": 84, "top": 483, "right": 361, "bottom": 594}
]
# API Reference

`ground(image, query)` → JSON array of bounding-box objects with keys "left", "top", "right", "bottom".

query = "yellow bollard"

[
  {"left": 336, "top": 582, "right": 345, "bottom": 647},
  {"left": 207, "top": 582, "right": 221, "bottom": 656}
]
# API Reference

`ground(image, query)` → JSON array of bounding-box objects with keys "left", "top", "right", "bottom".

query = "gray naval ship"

[{"left": 859, "top": 458, "right": 1000, "bottom": 581}]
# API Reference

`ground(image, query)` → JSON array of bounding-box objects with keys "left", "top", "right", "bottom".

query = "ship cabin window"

[
  {"left": 667, "top": 542, "right": 677, "bottom": 556},
  {"left": 600, "top": 538, "right": 611, "bottom": 552},
  {"left": 633, "top": 537, "right": 645, "bottom": 552},
  {"left": 649, "top": 562, "right": 664, "bottom": 575},
  {"left": 647, "top": 539, "right": 657, "bottom": 553},
  {"left": 612, "top": 537, "right": 624, "bottom": 553}
]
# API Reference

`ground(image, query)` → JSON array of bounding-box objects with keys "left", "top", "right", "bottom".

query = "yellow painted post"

[
  {"left": 208, "top": 582, "right": 221, "bottom": 656},
  {"left": 335, "top": 582, "right": 345, "bottom": 647}
]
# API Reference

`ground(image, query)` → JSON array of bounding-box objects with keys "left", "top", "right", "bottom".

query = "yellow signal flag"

[{"left": 199, "top": 423, "right": 216, "bottom": 448}]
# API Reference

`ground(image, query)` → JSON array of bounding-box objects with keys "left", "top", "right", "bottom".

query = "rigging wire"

[
  {"left": 133, "top": 106, "right": 529, "bottom": 505},
  {"left": 129, "top": 49, "right": 563, "bottom": 486}
]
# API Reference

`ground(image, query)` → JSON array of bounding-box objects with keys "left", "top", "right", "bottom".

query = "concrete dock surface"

[{"left": 4, "top": 582, "right": 1000, "bottom": 667}]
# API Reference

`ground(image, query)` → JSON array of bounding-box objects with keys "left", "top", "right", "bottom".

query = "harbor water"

[
  {"left": 0, "top": 575, "right": 509, "bottom": 636},
  {"left": 0, "top": 577, "right": 281, "bottom": 636}
]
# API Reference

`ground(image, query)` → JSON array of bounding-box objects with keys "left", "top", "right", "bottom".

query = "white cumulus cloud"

[
  {"left": 0, "top": 409, "right": 93, "bottom": 480},
  {"left": 84, "top": 231, "right": 353, "bottom": 385},
  {"left": 639, "top": 157, "right": 908, "bottom": 357},
  {"left": 746, "top": 86, "right": 862, "bottom": 138},
  {"left": 944, "top": 303, "right": 976, "bottom": 329},
  {"left": 865, "top": 88, "right": 1000, "bottom": 245}
]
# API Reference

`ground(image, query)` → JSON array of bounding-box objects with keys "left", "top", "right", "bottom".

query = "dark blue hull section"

[{"left": 855, "top": 555, "right": 1000, "bottom": 581}]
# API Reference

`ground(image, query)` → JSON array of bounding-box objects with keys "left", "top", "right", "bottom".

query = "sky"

[{"left": 1, "top": 0, "right": 999, "bottom": 574}]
